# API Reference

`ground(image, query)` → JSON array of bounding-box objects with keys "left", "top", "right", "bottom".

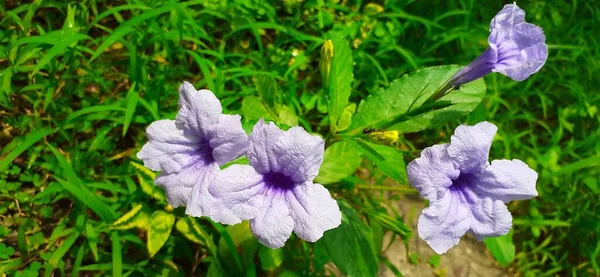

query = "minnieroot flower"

[
  {"left": 449, "top": 3, "right": 548, "bottom": 87},
  {"left": 137, "top": 81, "right": 249, "bottom": 218},
  {"left": 407, "top": 121, "right": 538, "bottom": 254},
  {"left": 207, "top": 119, "right": 342, "bottom": 248}
]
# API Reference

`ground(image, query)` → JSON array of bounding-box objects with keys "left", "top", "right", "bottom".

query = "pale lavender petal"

[
  {"left": 489, "top": 4, "right": 526, "bottom": 30},
  {"left": 447, "top": 121, "right": 497, "bottom": 174},
  {"left": 246, "top": 119, "right": 285, "bottom": 174},
  {"left": 208, "top": 164, "right": 266, "bottom": 225},
  {"left": 207, "top": 114, "right": 250, "bottom": 166},
  {"left": 492, "top": 42, "right": 548, "bottom": 81},
  {"left": 407, "top": 144, "right": 459, "bottom": 201},
  {"left": 137, "top": 120, "right": 201, "bottom": 174},
  {"left": 176, "top": 81, "right": 222, "bottom": 136},
  {"left": 286, "top": 183, "right": 341, "bottom": 242},
  {"left": 155, "top": 177, "right": 191, "bottom": 207},
  {"left": 488, "top": 4, "right": 547, "bottom": 81},
  {"left": 471, "top": 159, "right": 538, "bottom": 202},
  {"left": 275, "top": 127, "right": 325, "bottom": 183},
  {"left": 155, "top": 161, "right": 217, "bottom": 208},
  {"left": 450, "top": 3, "right": 547, "bottom": 87},
  {"left": 469, "top": 197, "right": 512, "bottom": 241},
  {"left": 250, "top": 193, "right": 295, "bottom": 249},
  {"left": 418, "top": 190, "right": 472, "bottom": 254},
  {"left": 184, "top": 163, "right": 220, "bottom": 216}
]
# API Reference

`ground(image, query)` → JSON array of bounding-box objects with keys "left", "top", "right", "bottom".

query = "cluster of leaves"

[{"left": 0, "top": 0, "right": 598, "bottom": 276}]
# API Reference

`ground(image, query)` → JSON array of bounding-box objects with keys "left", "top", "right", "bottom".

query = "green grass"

[{"left": 0, "top": 0, "right": 598, "bottom": 276}]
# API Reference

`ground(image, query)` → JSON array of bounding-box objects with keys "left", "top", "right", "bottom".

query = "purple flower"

[
  {"left": 208, "top": 119, "right": 342, "bottom": 248},
  {"left": 407, "top": 122, "right": 538, "bottom": 254},
  {"left": 450, "top": 3, "right": 548, "bottom": 87},
  {"left": 137, "top": 81, "right": 249, "bottom": 218}
]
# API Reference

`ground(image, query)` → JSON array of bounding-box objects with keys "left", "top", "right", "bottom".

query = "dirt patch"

[{"left": 379, "top": 195, "right": 508, "bottom": 277}]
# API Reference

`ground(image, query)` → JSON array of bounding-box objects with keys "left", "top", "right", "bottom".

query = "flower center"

[
  {"left": 263, "top": 172, "right": 296, "bottom": 191},
  {"left": 196, "top": 140, "right": 215, "bottom": 165},
  {"left": 449, "top": 174, "right": 478, "bottom": 204}
]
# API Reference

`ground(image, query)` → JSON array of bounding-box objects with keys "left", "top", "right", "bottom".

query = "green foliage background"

[{"left": 1, "top": 0, "right": 599, "bottom": 276}]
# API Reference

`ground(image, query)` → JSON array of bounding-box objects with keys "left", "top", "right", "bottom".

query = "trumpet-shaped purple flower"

[
  {"left": 450, "top": 3, "right": 548, "bottom": 87},
  {"left": 208, "top": 119, "right": 341, "bottom": 248},
  {"left": 137, "top": 81, "right": 249, "bottom": 218},
  {"left": 407, "top": 122, "right": 538, "bottom": 254}
]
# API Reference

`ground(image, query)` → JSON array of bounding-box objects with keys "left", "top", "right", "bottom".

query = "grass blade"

[
  {"left": 0, "top": 128, "right": 57, "bottom": 171},
  {"left": 49, "top": 232, "right": 80, "bottom": 268},
  {"left": 112, "top": 231, "right": 123, "bottom": 277},
  {"left": 90, "top": 2, "right": 177, "bottom": 61},
  {"left": 122, "top": 82, "right": 138, "bottom": 137}
]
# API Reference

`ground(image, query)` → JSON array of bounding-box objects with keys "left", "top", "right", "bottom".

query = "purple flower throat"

[
  {"left": 197, "top": 140, "right": 215, "bottom": 164},
  {"left": 449, "top": 173, "right": 478, "bottom": 204},
  {"left": 263, "top": 172, "right": 296, "bottom": 191}
]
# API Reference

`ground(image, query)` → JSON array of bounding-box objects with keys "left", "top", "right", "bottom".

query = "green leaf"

[
  {"left": 32, "top": 34, "right": 92, "bottom": 75},
  {"left": 327, "top": 33, "right": 354, "bottom": 133},
  {"left": 85, "top": 223, "right": 99, "bottom": 262},
  {"left": 90, "top": 2, "right": 177, "bottom": 61},
  {"left": 318, "top": 201, "right": 378, "bottom": 276},
  {"left": 207, "top": 258, "right": 226, "bottom": 277},
  {"left": 175, "top": 217, "right": 215, "bottom": 250},
  {"left": 484, "top": 233, "right": 515, "bottom": 267},
  {"left": 122, "top": 82, "right": 138, "bottom": 137},
  {"left": 365, "top": 210, "right": 411, "bottom": 239},
  {"left": 49, "top": 144, "right": 117, "bottom": 222},
  {"left": 347, "top": 65, "right": 485, "bottom": 134},
  {"left": 131, "top": 162, "right": 167, "bottom": 202},
  {"left": 147, "top": 211, "right": 175, "bottom": 258},
  {"left": 253, "top": 73, "right": 280, "bottom": 108},
  {"left": 259, "top": 245, "right": 284, "bottom": 271},
  {"left": 354, "top": 140, "right": 407, "bottom": 184},
  {"left": 111, "top": 232, "right": 123, "bottom": 277},
  {"left": 315, "top": 140, "right": 362, "bottom": 184},
  {"left": 49, "top": 232, "right": 80, "bottom": 268},
  {"left": 0, "top": 128, "right": 57, "bottom": 171},
  {"left": 241, "top": 96, "right": 275, "bottom": 121},
  {"left": 277, "top": 105, "right": 299, "bottom": 127},
  {"left": 112, "top": 204, "right": 149, "bottom": 231},
  {"left": 336, "top": 103, "right": 356, "bottom": 132}
]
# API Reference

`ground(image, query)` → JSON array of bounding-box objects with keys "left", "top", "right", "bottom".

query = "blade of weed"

[
  {"left": 0, "top": 128, "right": 57, "bottom": 171},
  {"left": 122, "top": 82, "right": 138, "bottom": 137},
  {"left": 32, "top": 34, "right": 92, "bottom": 75},
  {"left": 49, "top": 232, "right": 80, "bottom": 268},
  {"left": 112, "top": 231, "right": 123, "bottom": 277},
  {"left": 90, "top": 2, "right": 178, "bottom": 61}
]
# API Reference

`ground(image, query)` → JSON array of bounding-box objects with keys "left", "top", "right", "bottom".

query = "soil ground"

[{"left": 379, "top": 194, "right": 508, "bottom": 277}]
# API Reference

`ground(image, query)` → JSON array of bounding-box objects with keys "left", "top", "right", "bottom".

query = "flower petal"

[
  {"left": 246, "top": 119, "right": 286, "bottom": 174},
  {"left": 492, "top": 41, "right": 548, "bottom": 82},
  {"left": 469, "top": 197, "right": 512, "bottom": 241},
  {"left": 137, "top": 120, "right": 201, "bottom": 174},
  {"left": 490, "top": 4, "right": 526, "bottom": 31},
  {"left": 176, "top": 81, "right": 222, "bottom": 136},
  {"left": 286, "top": 183, "right": 341, "bottom": 242},
  {"left": 407, "top": 144, "right": 459, "bottom": 201},
  {"left": 471, "top": 159, "right": 538, "bottom": 202},
  {"left": 275, "top": 127, "right": 324, "bottom": 183},
  {"left": 207, "top": 114, "right": 250, "bottom": 166},
  {"left": 183, "top": 163, "right": 221, "bottom": 216},
  {"left": 418, "top": 190, "right": 472, "bottom": 254},
  {"left": 208, "top": 164, "right": 266, "bottom": 225},
  {"left": 250, "top": 193, "right": 294, "bottom": 248},
  {"left": 488, "top": 3, "right": 547, "bottom": 82},
  {"left": 155, "top": 162, "right": 217, "bottom": 208},
  {"left": 447, "top": 121, "right": 498, "bottom": 174}
]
